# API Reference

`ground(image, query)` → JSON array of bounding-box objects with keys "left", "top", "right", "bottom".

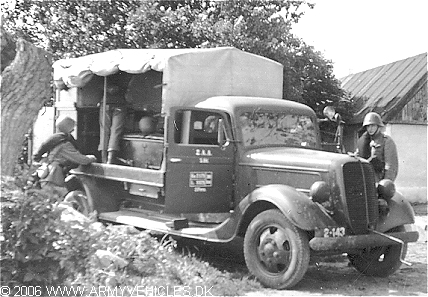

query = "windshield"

[{"left": 239, "top": 111, "right": 317, "bottom": 148}]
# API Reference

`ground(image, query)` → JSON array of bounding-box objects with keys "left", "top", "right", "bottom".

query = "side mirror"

[{"left": 217, "top": 119, "right": 229, "bottom": 148}]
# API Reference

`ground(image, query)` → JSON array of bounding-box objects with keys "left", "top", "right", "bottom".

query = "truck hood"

[{"left": 241, "top": 147, "right": 353, "bottom": 172}]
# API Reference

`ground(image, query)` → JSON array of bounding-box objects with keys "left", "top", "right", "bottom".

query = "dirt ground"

[
  {"left": 196, "top": 204, "right": 428, "bottom": 296},
  {"left": 243, "top": 241, "right": 427, "bottom": 296},
  {"left": 186, "top": 238, "right": 426, "bottom": 297},
  {"left": 413, "top": 203, "right": 427, "bottom": 217}
]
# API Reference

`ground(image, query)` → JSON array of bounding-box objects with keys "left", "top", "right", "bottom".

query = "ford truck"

[{"left": 51, "top": 47, "right": 419, "bottom": 289}]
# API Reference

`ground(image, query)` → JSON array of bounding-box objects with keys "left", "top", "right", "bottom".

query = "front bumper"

[{"left": 309, "top": 231, "right": 419, "bottom": 252}]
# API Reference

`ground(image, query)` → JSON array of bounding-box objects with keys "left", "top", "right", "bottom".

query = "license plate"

[{"left": 323, "top": 226, "right": 346, "bottom": 238}]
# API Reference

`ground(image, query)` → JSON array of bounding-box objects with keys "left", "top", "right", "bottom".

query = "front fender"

[
  {"left": 376, "top": 191, "right": 416, "bottom": 232},
  {"left": 240, "top": 184, "right": 337, "bottom": 230}
]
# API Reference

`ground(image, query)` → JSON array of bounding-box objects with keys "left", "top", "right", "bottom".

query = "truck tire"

[
  {"left": 347, "top": 226, "right": 407, "bottom": 277},
  {"left": 63, "top": 190, "right": 92, "bottom": 216},
  {"left": 243, "top": 209, "right": 310, "bottom": 289}
]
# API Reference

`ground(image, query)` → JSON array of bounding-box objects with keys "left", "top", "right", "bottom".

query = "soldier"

[
  {"left": 98, "top": 83, "right": 127, "bottom": 164},
  {"left": 320, "top": 106, "right": 345, "bottom": 153},
  {"left": 356, "top": 112, "right": 399, "bottom": 182},
  {"left": 33, "top": 115, "right": 97, "bottom": 195}
]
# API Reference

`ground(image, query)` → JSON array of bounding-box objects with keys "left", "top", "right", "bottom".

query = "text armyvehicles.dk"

[{"left": 50, "top": 47, "right": 419, "bottom": 289}]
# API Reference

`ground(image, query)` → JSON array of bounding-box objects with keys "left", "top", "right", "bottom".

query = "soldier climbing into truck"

[
  {"left": 46, "top": 47, "right": 418, "bottom": 290},
  {"left": 32, "top": 115, "right": 97, "bottom": 194}
]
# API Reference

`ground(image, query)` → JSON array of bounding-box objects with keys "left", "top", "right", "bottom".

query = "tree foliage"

[{"left": 1, "top": 0, "right": 351, "bottom": 117}]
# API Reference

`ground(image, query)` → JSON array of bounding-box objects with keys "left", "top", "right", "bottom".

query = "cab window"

[
  {"left": 174, "top": 110, "right": 223, "bottom": 145},
  {"left": 239, "top": 111, "right": 317, "bottom": 148}
]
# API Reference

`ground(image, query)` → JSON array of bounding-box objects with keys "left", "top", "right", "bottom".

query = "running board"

[{"left": 99, "top": 210, "right": 225, "bottom": 242}]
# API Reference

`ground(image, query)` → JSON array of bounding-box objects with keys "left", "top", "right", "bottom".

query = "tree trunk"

[
  {"left": 1, "top": 27, "right": 16, "bottom": 72},
  {"left": 1, "top": 30, "right": 52, "bottom": 176}
]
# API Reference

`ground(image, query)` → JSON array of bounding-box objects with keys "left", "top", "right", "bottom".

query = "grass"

[{"left": 1, "top": 174, "right": 261, "bottom": 296}]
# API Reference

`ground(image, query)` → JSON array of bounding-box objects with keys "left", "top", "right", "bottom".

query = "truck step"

[{"left": 99, "top": 210, "right": 223, "bottom": 241}]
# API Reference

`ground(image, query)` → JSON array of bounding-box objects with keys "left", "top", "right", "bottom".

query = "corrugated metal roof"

[{"left": 340, "top": 53, "right": 427, "bottom": 124}]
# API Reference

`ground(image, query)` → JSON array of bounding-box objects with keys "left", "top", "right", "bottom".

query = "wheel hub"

[{"left": 257, "top": 227, "right": 291, "bottom": 273}]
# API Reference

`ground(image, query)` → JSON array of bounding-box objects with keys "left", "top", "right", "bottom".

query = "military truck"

[{"left": 52, "top": 47, "right": 418, "bottom": 289}]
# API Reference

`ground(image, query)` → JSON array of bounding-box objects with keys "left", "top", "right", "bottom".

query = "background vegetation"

[{"left": 1, "top": 0, "right": 353, "bottom": 119}]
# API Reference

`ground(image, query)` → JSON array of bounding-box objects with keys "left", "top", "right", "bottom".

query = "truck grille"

[{"left": 343, "top": 162, "right": 378, "bottom": 234}]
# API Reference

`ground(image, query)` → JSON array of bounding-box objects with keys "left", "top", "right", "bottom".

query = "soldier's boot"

[{"left": 107, "top": 150, "right": 118, "bottom": 164}]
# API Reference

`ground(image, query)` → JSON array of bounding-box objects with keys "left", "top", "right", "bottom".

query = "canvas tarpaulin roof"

[{"left": 53, "top": 47, "right": 284, "bottom": 114}]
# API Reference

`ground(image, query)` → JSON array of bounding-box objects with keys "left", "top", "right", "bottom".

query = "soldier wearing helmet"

[
  {"left": 33, "top": 115, "right": 97, "bottom": 194},
  {"left": 356, "top": 112, "right": 398, "bottom": 182}
]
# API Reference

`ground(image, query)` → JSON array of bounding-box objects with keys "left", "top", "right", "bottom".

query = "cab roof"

[{"left": 195, "top": 96, "right": 316, "bottom": 117}]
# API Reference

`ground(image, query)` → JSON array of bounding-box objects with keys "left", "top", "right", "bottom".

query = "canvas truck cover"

[{"left": 53, "top": 47, "right": 284, "bottom": 114}]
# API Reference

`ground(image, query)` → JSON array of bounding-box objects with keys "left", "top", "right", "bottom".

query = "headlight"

[
  {"left": 310, "top": 181, "right": 330, "bottom": 203},
  {"left": 377, "top": 179, "right": 396, "bottom": 201}
]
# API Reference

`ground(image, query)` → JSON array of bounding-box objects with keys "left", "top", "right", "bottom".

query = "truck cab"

[{"left": 52, "top": 47, "right": 419, "bottom": 290}]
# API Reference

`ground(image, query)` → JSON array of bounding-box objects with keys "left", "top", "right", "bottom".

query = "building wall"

[{"left": 386, "top": 123, "right": 427, "bottom": 203}]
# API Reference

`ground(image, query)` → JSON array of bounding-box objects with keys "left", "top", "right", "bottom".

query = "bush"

[
  {"left": 0, "top": 176, "right": 98, "bottom": 289},
  {"left": 1, "top": 174, "right": 260, "bottom": 296}
]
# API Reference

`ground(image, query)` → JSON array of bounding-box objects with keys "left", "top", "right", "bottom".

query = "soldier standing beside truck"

[{"left": 356, "top": 112, "right": 399, "bottom": 182}]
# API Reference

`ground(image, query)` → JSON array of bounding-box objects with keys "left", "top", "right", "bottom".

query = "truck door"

[{"left": 165, "top": 108, "right": 234, "bottom": 213}]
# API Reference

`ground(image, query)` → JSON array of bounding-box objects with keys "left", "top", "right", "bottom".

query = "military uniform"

[
  {"left": 357, "top": 131, "right": 398, "bottom": 182},
  {"left": 357, "top": 112, "right": 399, "bottom": 182},
  {"left": 98, "top": 77, "right": 130, "bottom": 164},
  {"left": 34, "top": 116, "right": 96, "bottom": 191},
  {"left": 40, "top": 140, "right": 96, "bottom": 187}
]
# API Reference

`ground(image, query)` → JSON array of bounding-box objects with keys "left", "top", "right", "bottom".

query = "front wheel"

[
  {"left": 347, "top": 226, "right": 407, "bottom": 276},
  {"left": 243, "top": 209, "right": 310, "bottom": 289}
]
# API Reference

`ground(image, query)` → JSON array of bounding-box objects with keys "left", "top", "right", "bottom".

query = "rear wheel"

[
  {"left": 63, "top": 190, "right": 92, "bottom": 216},
  {"left": 347, "top": 226, "right": 407, "bottom": 276},
  {"left": 243, "top": 209, "right": 310, "bottom": 289}
]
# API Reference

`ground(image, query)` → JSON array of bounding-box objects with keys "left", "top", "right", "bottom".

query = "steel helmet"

[
  {"left": 138, "top": 116, "right": 156, "bottom": 134},
  {"left": 56, "top": 115, "right": 76, "bottom": 133},
  {"left": 363, "top": 112, "right": 384, "bottom": 127}
]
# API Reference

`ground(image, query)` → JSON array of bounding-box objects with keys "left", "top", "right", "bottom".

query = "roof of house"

[{"left": 340, "top": 52, "right": 427, "bottom": 124}]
